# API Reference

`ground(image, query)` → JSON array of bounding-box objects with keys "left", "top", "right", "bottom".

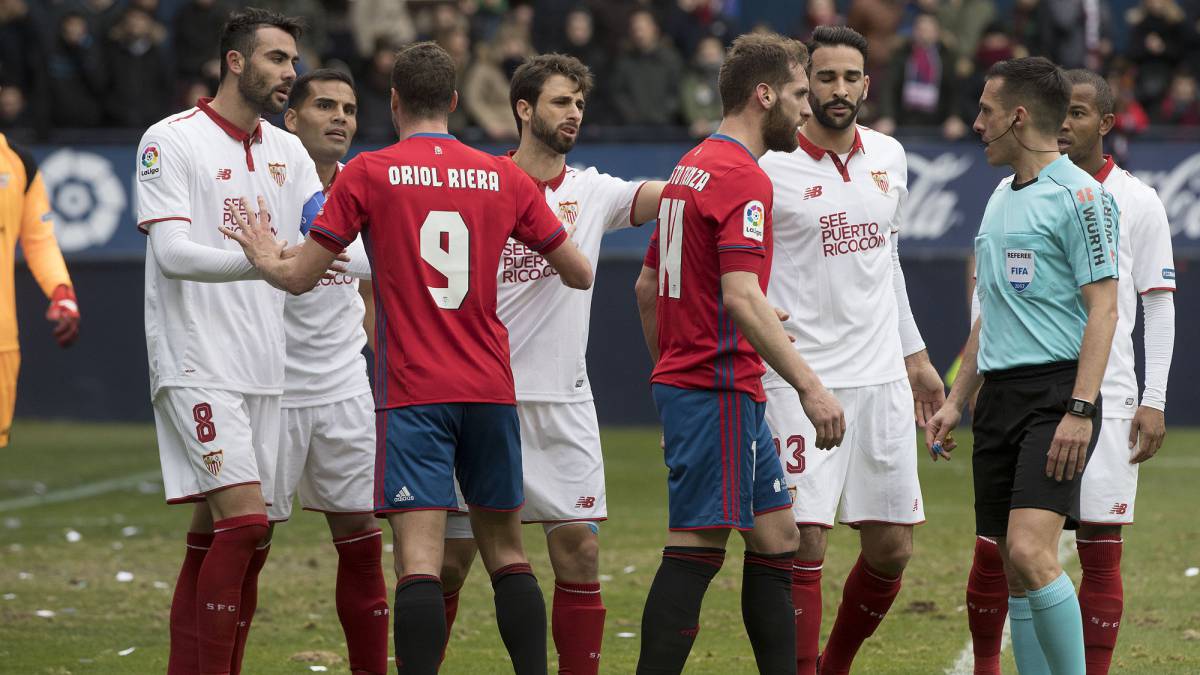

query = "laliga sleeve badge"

[
  {"left": 742, "top": 200, "right": 765, "bottom": 242},
  {"left": 138, "top": 142, "right": 162, "bottom": 182},
  {"left": 1005, "top": 248, "right": 1035, "bottom": 292}
]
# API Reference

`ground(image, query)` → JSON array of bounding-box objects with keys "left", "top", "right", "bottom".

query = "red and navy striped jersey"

[
  {"left": 644, "top": 135, "right": 774, "bottom": 401},
  {"left": 309, "top": 134, "right": 567, "bottom": 409}
]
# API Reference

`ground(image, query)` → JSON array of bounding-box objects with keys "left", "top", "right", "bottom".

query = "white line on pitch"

[
  {"left": 0, "top": 471, "right": 161, "bottom": 513},
  {"left": 944, "top": 531, "right": 1078, "bottom": 675}
]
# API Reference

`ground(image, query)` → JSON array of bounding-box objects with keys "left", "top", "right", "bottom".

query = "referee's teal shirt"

[{"left": 975, "top": 155, "right": 1119, "bottom": 373}]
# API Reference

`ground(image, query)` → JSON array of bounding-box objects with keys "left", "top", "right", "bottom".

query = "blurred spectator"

[
  {"left": 876, "top": 12, "right": 965, "bottom": 139},
  {"left": 1154, "top": 71, "right": 1200, "bottom": 125},
  {"left": 664, "top": 0, "right": 736, "bottom": 59},
  {"left": 561, "top": 8, "right": 616, "bottom": 125},
  {"left": 1128, "top": 0, "right": 1190, "bottom": 106},
  {"left": 355, "top": 38, "right": 399, "bottom": 141},
  {"left": 933, "top": 0, "right": 995, "bottom": 78},
  {"left": 0, "top": 83, "right": 29, "bottom": 130},
  {"left": 1008, "top": 0, "right": 1041, "bottom": 58},
  {"left": 1037, "top": 0, "right": 1113, "bottom": 70},
  {"left": 848, "top": 0, "right": 905, "bottom": 112},
  {"left": 172, "top": 0, "right": 225, "bottom": 85},
  {"left": 47, "top": 11, "right": 107, "bottom": 128},
  {"left": 463, "top": 26, "right": 529, "bottom": 141},
  {"left": 531, "top": 0, "right": 576, "bottom": 53},
  {"left": 0, "top": 0, "right": 45, "bottom": 130},
  {"left": 180, "top": 80, "right": 211, "bottom": 109},
  {"left": 796, "top": 0, "right": 843, "bottom": 43},
  {"left": 959, "top": 23, "right": 1016, "bottom": 123},
  {"left": 76, "top": 0, "right": 123, "bottom": 39},
  {"left": 1107, "top": 63, "right": 1149, "bottom": 162},
  {"left": 466, "top": 0, "right": 510, "bottom": 44},
  {"left": 255, "top": 0, "right": 327, "bottom": 66},
  {"left": 436, "top": 26, "right": 473, "bottom": 134},
  {"left": 610, "top": 9, "right": 683, "bottom": 126},
  {"left": 104, "top": 6, "right": 170, "bottom": 127},
  {"left": 680, "top": 35, "right": 723, "bottom": 138},
  {"left": 350, "top": 0, "right": 416, "bottom": 61}
]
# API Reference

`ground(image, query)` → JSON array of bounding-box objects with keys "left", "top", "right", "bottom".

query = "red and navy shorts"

[
  {"left": 652, "top": 384, "right": 792, "bottom": 531},
  {"left": 374, "top": 403, "right": 522, "bottom": 515}
]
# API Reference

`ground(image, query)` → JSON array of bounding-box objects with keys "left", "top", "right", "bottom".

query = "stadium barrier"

[{"left": 15, "top": 140, "right": 1198, "bottom": 425}]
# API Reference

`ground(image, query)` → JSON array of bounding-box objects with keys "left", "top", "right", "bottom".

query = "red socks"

[
  {"left": 196, "top": 514, "right": 269, "bottom": 675},
  {"left": 168, "top": 532, "right": 214, "bottom": 675},
  {"left": 229, "top": 541, "right": 270, "bottom": 675},
  {"left": 792, "top": 559, "right": 823, "bottom": 675},
  {"left": 552, "top": 581, "right": 606, "bottom": 675},
  {"left": 334, "top": 529, "right": 390, "bottom": 675},
  {"left": 820, "top": 554, "right": 902, "bottom": 675},
  {"left": 1078, "top": 536, "right": 1124, "bottom": 675},
  {"left": 966, "top": 537, "right": 1008, "bottom": 675},
  {"left": 441, "top": 587, "right": 460, "bottom": 664}
]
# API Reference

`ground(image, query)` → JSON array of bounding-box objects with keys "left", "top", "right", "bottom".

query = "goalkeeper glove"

[{"left": 46, "top": 284, "right": 79, "bottom": 348}]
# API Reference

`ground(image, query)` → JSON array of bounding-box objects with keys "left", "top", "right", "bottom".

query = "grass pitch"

[{"left": 1, "top": 422, "right": 1198, "bottom": 674}]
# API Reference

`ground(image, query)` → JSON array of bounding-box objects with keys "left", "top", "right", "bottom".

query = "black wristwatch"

[{"left": 1067, "top": 398, "right": 1097, "bottom": 418}]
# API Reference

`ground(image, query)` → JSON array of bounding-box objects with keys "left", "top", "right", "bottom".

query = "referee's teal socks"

[
  {"left": 1025, "top": 571, "right": 1087, "bottom": 675},
  {"left": 1009, "top": 595, "right": 1051, "bottom": 675}
]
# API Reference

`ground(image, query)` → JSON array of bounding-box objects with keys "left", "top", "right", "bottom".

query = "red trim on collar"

[
  {"left": 506, "top": 150, "right": 567, "bottom": 191},
  {"left": 1093, "top": 154, "right": 1116, "bottom": 184},
  {"left": 197, "top": 97, "right": 262, "bottom": 172},
  {"left": 795, "top": 127, "right": 865, "bottom": 182}
]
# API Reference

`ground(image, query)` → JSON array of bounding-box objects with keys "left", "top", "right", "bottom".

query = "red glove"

[{"left": 46, "top": 284, "right": 79, "bottom": 348}]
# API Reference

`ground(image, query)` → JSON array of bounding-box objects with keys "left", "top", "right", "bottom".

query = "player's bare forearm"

[
  {"left": 631, "top": 181, "right": 667, "bottom": 225},
  {"left": 543, "top": 239, "right": 593, "bottom": 290},
  {"left": 634, "top": 265, "right": 659, "bottom": 363},
  {"left": 1074, "top": 278, "right": 1118, "bottom": 403},
  {"left": 904, "top": 349, "right": 932, "bottom": 370},
  {"left": 945, "top": 317, "right": 983, "bottom": 411},
  {"left": 221, "top": 196, "right": 337, "bottom": 295},
  {"left": 720, "top": 272, "right": 820, "bottom": 396}
]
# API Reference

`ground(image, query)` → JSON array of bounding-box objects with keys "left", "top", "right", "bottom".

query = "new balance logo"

[
  {"left": 803, "top": 185, "right": 823, "bottom": 200},
  {"left": 575, "top": 496, "right": 596, "bottom": 509},
  {"left": 393, "top": 486, "right": 415, "bottom": 503},
  {"left": 1109, "top": 502, "right": 1128, "bottom": 515},
  {"left": 215, "top": 168, "right": 232, "bottom": 180}
]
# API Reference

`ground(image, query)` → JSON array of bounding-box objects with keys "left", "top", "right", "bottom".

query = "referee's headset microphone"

[{"left": 980, "top": 115, "right": 1060, "bottom": 154}]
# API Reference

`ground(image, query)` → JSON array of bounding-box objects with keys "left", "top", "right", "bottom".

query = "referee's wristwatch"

[{"left": 1067, "top": 398, "right": 1097, "bottom": 418}]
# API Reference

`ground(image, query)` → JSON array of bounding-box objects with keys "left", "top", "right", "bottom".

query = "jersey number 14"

[{"left": 420, "top": 211, "right": 470, "bottom": 310}]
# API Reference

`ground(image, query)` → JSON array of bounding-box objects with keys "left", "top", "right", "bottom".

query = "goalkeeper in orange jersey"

[{"left": 0, "top": 129, "right": 80, "bottom": 446}]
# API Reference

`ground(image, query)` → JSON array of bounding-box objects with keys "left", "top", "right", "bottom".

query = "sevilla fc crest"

[
  {"left": 202, "top": 449, "right": 224, "bottom": 476},
  {"left": 557, "top": 200, "right": 579, "bottom": 226},
  {"left": 268, "top": 162, "right": 287, "bottom": 187},
  {"left": 870, "top": 170, "right": 889, "bottom": 194}
]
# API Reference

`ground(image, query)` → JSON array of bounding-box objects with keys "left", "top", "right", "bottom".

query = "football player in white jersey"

[
  {"left": 255, "top": 68, "right": 388, "bottom": 674},
  {"left": 962, "top": 69, "right": 1176, "bottom": 675},
  {"left": 134, "top": 9, "right": 331, "bottom": 674},
  {"left": 756, "top": 26, "right": 945, "bottom": 675},
  {"left": 438, "top": 54, "right": 665, "bottom": 674}
]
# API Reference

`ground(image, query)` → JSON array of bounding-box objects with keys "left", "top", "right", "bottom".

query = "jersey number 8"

[{"left": 420, "top": 211, "right": 470, "bottom": 310}]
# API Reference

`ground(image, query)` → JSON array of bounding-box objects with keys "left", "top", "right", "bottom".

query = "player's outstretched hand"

[
  {"left": 220, "top": 196, "right": 285, "bottom": 267},
  {"left": 1047, "top": 414, "right": 1091, "bottom": 481},
  {"left": 1128, "top": 405, "right": 1166, "bottom": 464},
  {"left": 908, "top": 359, "right": 946, "bottom": 428},
  {"left": 773, "top": 307, "right": 795, "bottom": 343},
  {"left": 45, "top": 284, "right": 79, "bottom": 348},
  {"left": 924, "top": 404, "right": 961, "bottom": 462},
  {"left": 799, "top": 386, "right": 845, "bottom": 450}
]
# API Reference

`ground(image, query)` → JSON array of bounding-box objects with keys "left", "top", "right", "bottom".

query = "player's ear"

[
  {"left": 756, "top": 83, "right": 774, "bottom": 109},
  {"left": 226, "top": 49, "right": 244, "bottom": 78},
  {"left": 449, "top": 90, "right": 459, "bottom": 114},
  {"left": 516, "top": 98, "right": 533, "bottom": 125},
  {"left": 283, "top": 108, "right": 297, "bottom": 133},
  {"left": 1098, "top": 112, "right": 1116, "bottom": 137},
  {"left": 862, "top": 74, "right": 870, "bottom": 100}
]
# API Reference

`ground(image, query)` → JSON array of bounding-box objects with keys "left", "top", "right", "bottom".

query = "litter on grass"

[
  {"left": 121, "top": 526, "right": 141, "bottom": 537},
  {"left": 65, "top": 529, "right": 82, "bottom": 543},
  {"left": 3, "top": 517, "right": 19, "bottom": 529},
  {"left": 1185, "top": 567, "right": 1199, "bottom": 578},
  {"left": 35, "top": 609, "right": 55, "bottom": 618},
  {"left": 2, "top": 593, "right": 15, "bottom": 600},
  {"left": 18, "top": 571, "right": 31, "bottom": 580},
  {"left": 622, "top": 565, "right": 636, "bottom": 574},
  {"left": 118, "top": 647, "right": 135, "bottom": 656},
  {"left": 617, "top": 632, "right": 636, "bottom": 638},
  {"left": 153, "top": 581, "right": 170, "bottom": 590},
  {"left": 310, "top": 668, "right": 328, "bottom": 672},
  {"left": 598, "top": 574, "right": 614, "bottom": 582},
  {"left": 115, "top": 571, "right": 134, "bottom": 582}
]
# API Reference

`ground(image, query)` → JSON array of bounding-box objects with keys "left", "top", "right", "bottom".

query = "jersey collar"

[
  {"left": 796, "top": 127, "right": 864, "bottom": 162},
  {"left": 1092, "top": 154, "right": 1116, "bottom": 184},
  {"left": 409, "top": 132, "right": 457, "bottom": 139},
  {"left": 506, "top": 149, "right": 568, "bottom": 191},
  {"left": 708, "top": 133, "right": 757, "bottom": 162},
  {"left": 197, "top": 97, "right": 262, "bottom": 145}
]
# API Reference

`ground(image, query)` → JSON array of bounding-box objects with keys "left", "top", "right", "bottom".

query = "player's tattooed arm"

[{"left": 222, "top": 197, "right": 347, "bottom": 294}]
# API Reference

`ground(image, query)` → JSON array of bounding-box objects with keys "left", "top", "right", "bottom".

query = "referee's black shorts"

[{"left": 971, "top": 360, "right": 1102, "bottom": 537}]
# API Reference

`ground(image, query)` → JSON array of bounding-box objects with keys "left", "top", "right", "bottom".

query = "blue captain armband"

[{"left": 299, "top": 190, "right": 326, "bottom": 236}]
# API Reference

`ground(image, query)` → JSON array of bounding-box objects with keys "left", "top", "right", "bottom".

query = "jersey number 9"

[{"left": 420, "top": 211, "right": 470, "bottom": 310}]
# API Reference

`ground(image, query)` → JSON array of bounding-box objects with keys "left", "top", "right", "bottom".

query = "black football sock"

[
  {"left": 393, "top": 575, "right": 445, "bottom": 675},
  {"left": 636, "top": 546, "right": 726, "bottom": 675},
  {"left": 742, "top": 550, "right": 798, "bottom": 675},
  {"left": 491, "top": 563, "right": 547, "bottom": 675}
]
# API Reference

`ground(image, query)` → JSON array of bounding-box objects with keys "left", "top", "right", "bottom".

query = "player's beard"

[
  {"left": 762, "top": 101, "right": 800, "bottom": 153},
  {"left": 811, "top": 92, "right": 864, "bottom": 131},
  {"left": 239, "top": 61, "right": 287, "bottom": 116},
  {"left": 531, "top": 112, "right": 577, "bottom": 155}
]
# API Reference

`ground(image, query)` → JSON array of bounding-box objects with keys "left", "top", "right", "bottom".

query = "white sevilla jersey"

[
  {"left": 137, "top": 99, "right": 323, "bottom": 398},
  {"left": 497, "top": 164, "right": 643, "bottom": 402},
  {"left": 759, "top": 126, "right": 909, "bottom": 389},
  {"left": 1096, "top": 157, "right": 1176, "bottom": 417}
]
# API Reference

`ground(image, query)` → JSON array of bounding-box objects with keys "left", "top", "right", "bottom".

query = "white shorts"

[
  {"left": 1080, "top": 417, "right": 1137, "bottom": 525},
  {"left": 153, "top": 387, "right": 279, "bottom": 505},
  {"left": 268, "top": 393, "right": 376, "bottom": 521},
  {"left": 764, "top": 378, "right": 924, "bottom": 527},
  {"left": 446, "top": 400, "right": 607, "bottom": 538}
]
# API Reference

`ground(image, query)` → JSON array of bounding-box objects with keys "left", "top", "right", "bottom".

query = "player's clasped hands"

[
  {"left": 221, "top": 196, "right": 349, "bottom": 281},
  {"left": 1047, "top": 414, "right": 1091, "bottom": 482},
  {"left": 800, "top": 385, "right": 846, "bottom": 450}
]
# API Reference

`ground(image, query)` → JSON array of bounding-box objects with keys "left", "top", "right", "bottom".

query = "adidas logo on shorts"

[{"left": 393, "top": 486, "right": 415, "bottom": 503}]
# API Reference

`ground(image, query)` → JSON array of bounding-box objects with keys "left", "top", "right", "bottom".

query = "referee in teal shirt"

[{"left": 928, "top": 58, "right": 1118, "bottom": 675}]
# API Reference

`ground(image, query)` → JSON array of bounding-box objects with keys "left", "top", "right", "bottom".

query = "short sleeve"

[
  {"left": 309, "top": 156, "right": 367, "bottom": 253},
  {"left": 1130, "top": 187, "right": 1177, "bottom": 294},
  {"left": 643, "top": 228, "right": 659, "bottom": 270},
  {"left": 1060, "top": 182, "right": 1118, "bottom": 287},
  {"left": 135, "top": 129, "right": 192, "bottom": 233},
  {"left": 510, "top": 165, "right": 568, "bottom": 254},
  {"left": 593, "top": 172, "right": 644, "bottom": 233},
  {"left": 711, "top": 166, "right": 771, "bottom": 275}
]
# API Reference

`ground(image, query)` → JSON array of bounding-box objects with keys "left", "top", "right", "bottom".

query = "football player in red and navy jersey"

[
  {"left": 223, "top": 42, "right": 593, "bottom": 675},
  {"left": 632, "top": 33, "right": 844, "bottom": 674}
]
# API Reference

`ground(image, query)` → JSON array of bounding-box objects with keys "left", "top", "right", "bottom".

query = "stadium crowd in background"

[{"left": 2, "top": 0, "right": 1200, "bottom": 140}]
